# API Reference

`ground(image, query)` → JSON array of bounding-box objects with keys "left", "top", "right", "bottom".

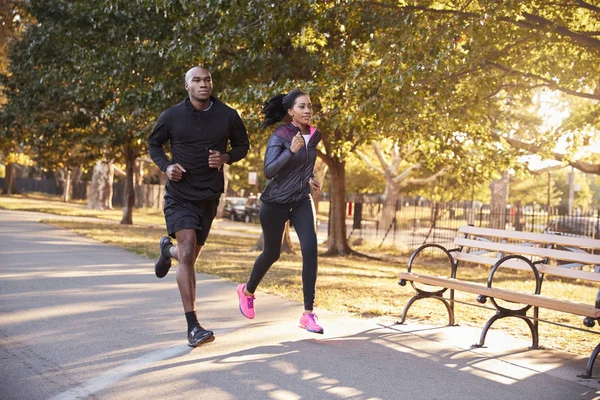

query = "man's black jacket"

[{"left": 148, "top": 97, "right": 249, "bottom": 201}]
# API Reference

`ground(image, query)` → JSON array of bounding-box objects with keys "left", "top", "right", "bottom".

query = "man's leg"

[
  {"left": 172, "top": 229, "right": 214, "bottom": 347},
  {"left": 173, "top": 228, "right": 198, "bottom": 313}
]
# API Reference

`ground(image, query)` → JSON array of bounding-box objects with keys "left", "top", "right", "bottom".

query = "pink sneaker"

[
  {"left": 299, "top": 313, "right": 324, "bottom": 334},
  {"left": 237, "top": 284, "right": 255, "bottom": 319}
]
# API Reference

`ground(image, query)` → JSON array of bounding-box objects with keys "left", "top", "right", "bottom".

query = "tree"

[
  {"left": 202, "top": 1, "right": 499, "bottom": 255},
  {"left": 4, "top": 1, "right": 185, "bottom": 221},
  {"left": 2, "top": 1, "right": 109, "bottom": 199},
  {"left": 357, "top": 140, "right": 448, "bottom": 231},
  {"left": 0, "top": 0, "right": 24, "bottom": 194},
  {"left": 388, "top": 2, "right": 600, "bottom": 177}
]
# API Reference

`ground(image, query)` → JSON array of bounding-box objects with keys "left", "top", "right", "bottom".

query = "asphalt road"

[{"left": 1, "top": 209, "right": 599, "bottom": 399}]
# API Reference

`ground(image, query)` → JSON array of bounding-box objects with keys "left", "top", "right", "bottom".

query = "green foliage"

[
  {"left": 509, "top": 167, "right": 595, "bottom": 210},
  {"left": 553, "top": 168, "right": 594, "bottom": 210},
  {"left": 2, "top": 0, "right": 598, "bottom": 209},
  {"left": 509, "top": 171, "right": 562, "bottom": 208},
  {"left": 590, "top": 175, "right": 600, "bottom": 209},
  {"left": 345, "top": 151, "right": 385, "bottom": 194}
]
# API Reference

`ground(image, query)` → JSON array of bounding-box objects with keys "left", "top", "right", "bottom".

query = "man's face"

[{"left": 185, "top": 68, "right": 213, "bottom": 102}]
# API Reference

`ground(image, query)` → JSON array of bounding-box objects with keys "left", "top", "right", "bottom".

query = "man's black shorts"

[{"left": 164, "top": 194, "right": 219, "bottom": 245}]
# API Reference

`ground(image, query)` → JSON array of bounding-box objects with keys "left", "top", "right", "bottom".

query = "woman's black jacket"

[{"left": 260, "top": 122, "right": 321, "bottom": 205}]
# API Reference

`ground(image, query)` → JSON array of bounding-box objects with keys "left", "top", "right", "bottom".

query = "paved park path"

[{"left": 1, "top": 209, "right": 599, "bottom": 399}]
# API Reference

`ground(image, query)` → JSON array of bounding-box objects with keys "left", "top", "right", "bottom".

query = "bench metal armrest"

[
  {"left": 406, "top": 243, "right": 457, "bottom": 278},
  {"left": 487, "top": 254, "right": 542, "bottom": 293}
]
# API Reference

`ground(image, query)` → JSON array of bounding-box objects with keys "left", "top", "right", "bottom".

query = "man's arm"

[
  {"left": 225, "top": 111, "right": 250, "bottom": 164},
  {"left": 148, "top": 110, "right": 173, "bottom": 172}
]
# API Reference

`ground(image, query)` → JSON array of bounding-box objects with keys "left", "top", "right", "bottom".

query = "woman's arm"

[{"left": 263, "top": 134, "right": 294, "bottom": 179}]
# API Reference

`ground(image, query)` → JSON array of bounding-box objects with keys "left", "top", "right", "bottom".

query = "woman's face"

[{"left": 288, "top": 95, "right": 313, "bottom": 125}]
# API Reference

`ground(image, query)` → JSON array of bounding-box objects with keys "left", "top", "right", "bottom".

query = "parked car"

[
  {"left": 222, "top": 196, "right": 261, "bottom": 223},
  {"left": 544, "top": 216, "right": 600, "bottom": 239},
  {"left": 244, "top": 196, "right": 260, "bottom": 223},
  {"left": 222, "top": 197, "right": 247, "bottom": 221}
]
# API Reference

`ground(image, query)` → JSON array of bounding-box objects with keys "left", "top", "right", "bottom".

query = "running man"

[{"left": 148, "top": 66, "right": 250, "bottom": 347}]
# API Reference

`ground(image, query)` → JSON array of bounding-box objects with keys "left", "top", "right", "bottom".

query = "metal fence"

[
  {"left": 344, "top": 197, "right": 600, "bottom": 252},
  {"left": 4, "top": 178, "right": 599, "bottom": 253},
  {"left": 1, "top": 178, "right": 165, "bottom": 208}
]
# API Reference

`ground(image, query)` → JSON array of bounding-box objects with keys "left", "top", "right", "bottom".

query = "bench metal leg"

[
  {"left": 520, "top": 315, "right": 539, "bottom": 349},
  {"left": 473, "top": 314, "right": 501, "bottom": 348},
  {"left": 398, "top": 295, "right": 420, "bottom": 324},
  {"left": 473, "top": 313, "right": 539, "bottom": 349},
  {"left": 398, "top": 293, "right": 455, "bottom": 326},
  {"left": 577, "top": 343, "right": 600, "bottom": 379}
]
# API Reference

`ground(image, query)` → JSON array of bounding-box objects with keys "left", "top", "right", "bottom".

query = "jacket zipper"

[{"left": 297, "top": 135, "right": 310, "bottom": 203}]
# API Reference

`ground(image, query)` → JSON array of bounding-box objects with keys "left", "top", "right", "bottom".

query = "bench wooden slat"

[
  {"left": 454, "top": 238, "right": 600, "bottom": 266},
  {"left": 451, "top": 252, "right": 600, "bottom": 283},
  {"left": 458, "top": 226, "right": 600, "bottom": 250},
  {"left": 399, "top": 272, "right": 600, "bottom": 318}
]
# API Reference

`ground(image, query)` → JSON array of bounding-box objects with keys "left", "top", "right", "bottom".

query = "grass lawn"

[{"left": 1, "top": 193, "right": 598, "bottom": 357}]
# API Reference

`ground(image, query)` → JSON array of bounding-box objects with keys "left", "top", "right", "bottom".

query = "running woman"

[{"left": 236, "top": 89, "right": 324, "bottom": 334}]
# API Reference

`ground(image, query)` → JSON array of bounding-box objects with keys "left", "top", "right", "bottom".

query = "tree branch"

[
  {"left": 392, "top": 163, "right": 422, "bottom": 184},
  {"left": 414, "top": 66, "right": 480, "bottom": 86},
  {"left": 529, "top": 164, "right": 566, "bottom": 174},
  {"left": 491, "top": 130, "right": 600, "bottom": 174},
  {"left": 575, "top": 0, "right": 600, "bottom": 14},
  {"left": 371, "top": 142, "right": 391, "bottom": 173},
  {"left": 522, "top": 12, "right": 600, "bottom": 51},
  {"left": 398, "top": 166, "right": 449, "bottom": 187},
  {"left": 316, "top": 148, "right": 332, "bottom": 169},
  {"left": 487, "top": 62, "right": 600, "bottom": 100},
  {"left": 356, "top": 149, "right": 385, "bottom": 175},
  {"left": 371, "top": 3, "right": 600, "bottom": 51}
]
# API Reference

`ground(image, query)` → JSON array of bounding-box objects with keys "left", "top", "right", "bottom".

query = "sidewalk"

[{"left": 1, "top": 209, "right": 599, "bottom": 399}]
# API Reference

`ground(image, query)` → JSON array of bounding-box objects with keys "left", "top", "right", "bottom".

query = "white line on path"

[
  {"left": 47, "top": 345, "right": 189, "bottom": 400},
  {"left": 48, "top": 327, "right": 237, "bottom": 400}
]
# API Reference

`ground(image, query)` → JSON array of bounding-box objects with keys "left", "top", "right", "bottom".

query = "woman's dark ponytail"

[
  {"left": 261, "top": 94, "right": 286, "bottom": 129},
  {"left": 261, "top": 89, "right": 306, "bottom": 129}
]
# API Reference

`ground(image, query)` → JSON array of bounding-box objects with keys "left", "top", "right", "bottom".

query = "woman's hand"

[
  {"left": 290, "top": 132, "right": 305, "bottom": 153},
  {"left": 309, "top": 177, "right": 321, "bottom": 191}
]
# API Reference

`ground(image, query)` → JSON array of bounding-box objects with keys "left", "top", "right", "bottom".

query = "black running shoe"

[
  {"left": 187, "top": 325, "right": 215, "bottom": 347},
  {"left": 154, "top": 236, "right": 173, "bottom": 278}
]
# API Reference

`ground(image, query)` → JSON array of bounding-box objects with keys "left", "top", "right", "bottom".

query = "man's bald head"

[
  {"left": 185, "top": 66, "right": 210, "bottom": 84},
  {"left": 184, "top": 66, "right": 213, "bottom": 106}
]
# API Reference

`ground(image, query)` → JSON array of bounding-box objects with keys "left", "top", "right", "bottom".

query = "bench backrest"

[{"left": 453, "top": 226, "right": 600, "bottom": 284}]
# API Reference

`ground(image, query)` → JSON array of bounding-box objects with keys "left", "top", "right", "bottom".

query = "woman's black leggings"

[{"left": 246, "top": 197, "right": 318, "bottom": 311}]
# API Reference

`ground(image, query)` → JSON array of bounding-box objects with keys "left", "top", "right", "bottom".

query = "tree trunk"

[
  {"left": 120, "top": 147, "right": 136, "bottom": 225},
  {"left": 134, "top": 158, "right": 143, "bottom": 187},
  {"left": 62, "top": 168, "right": 72, "bottom": 202},
  {"left": 217, "top": 164, "right": 230, "bottom": 218},
  {"left": 70, "top": 166, "right": 85, "bottom": 200},
  {"left": 252, "top": 231, "right": 265, "bottom": 251},
  {"left": 325, "top": 158, "right": 351, "bottom": 255},
  {"left": 4, "top": 162, "right": 18, "bottom": 195},
  {"left": 311, "top": 160, "right": 328, "bottom": 213},
  {"left": 280, "top": 221, "right": 295, "bottom": 254},
  {"left": 87, "top": 160, "right": 114, "bottom": 210},
  {"left": 489, "top": 171, "right": 510, "bottom": 229},
  {"left": 378, "top": 179, "right": 401, "bottom": 234},
  {"left": 251, "top": 222, "right": 295, "bottom": 254}
]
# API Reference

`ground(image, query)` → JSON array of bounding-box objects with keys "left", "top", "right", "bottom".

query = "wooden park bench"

[{"left": 397, "top": 225, "right": 600, "bottom": 378}]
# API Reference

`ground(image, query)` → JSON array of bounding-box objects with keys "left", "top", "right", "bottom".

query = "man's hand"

[
  {"left": 208, "top": 150, "right": 230, "bottom": 169},
  {"left": 166, "top": 163, "right": 186, "bottom": 182},
  {"left": 309, "top": 177, "right": 321, "bottom": 191}
]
